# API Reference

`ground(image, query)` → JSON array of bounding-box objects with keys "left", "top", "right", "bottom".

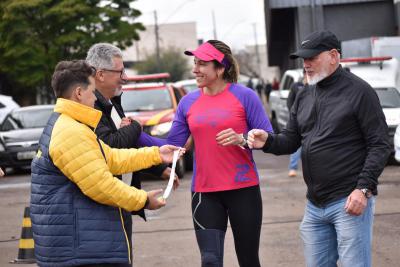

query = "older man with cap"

[{"left": 247, "top": 30, "right": 390, "bottom": 267}]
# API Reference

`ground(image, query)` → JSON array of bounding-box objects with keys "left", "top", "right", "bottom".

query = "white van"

[
  {"left": 341, "top": 56, "right": 400, "bottom": 93},
  {"left": 341, "top": 57, "right": 400, "bottom": 161},
  {"left": 395, "top": 124, "right": 400, "bottom": 162}
]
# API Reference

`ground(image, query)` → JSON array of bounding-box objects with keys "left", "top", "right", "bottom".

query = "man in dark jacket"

[
  {"left": 86, "top": 43, "right": 179, "bottom": 266},
  {"left": 248, "top": 30, "right": 390, "bottom": 267}
]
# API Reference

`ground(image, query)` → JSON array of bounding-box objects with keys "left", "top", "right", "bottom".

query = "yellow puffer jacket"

[{"left": 49, "top": 98, "right": 162, "bottom": 211}]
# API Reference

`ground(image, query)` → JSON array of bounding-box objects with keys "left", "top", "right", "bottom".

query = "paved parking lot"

[{"left": 0, "top": 151, "right": 399, "bottom": 266}]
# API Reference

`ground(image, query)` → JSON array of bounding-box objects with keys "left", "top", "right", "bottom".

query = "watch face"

[{"left": 362, "top": 189, "right": 372, "bottom": 198}]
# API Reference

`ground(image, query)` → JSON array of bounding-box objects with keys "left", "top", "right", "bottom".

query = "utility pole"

[
  {"left": 154, "top": 10, "right": 161, "bottom": 71},
  {"left": 252, "top": 23, "right": 262, "bottom": 78},
  {"left": 311, "top": 0, "right": 317, "bottom": 31},
  {"left": 135, "top": 41, "right": 140, "bottom": 62},
  {"left": 212, "top": 10, "right": 217, "bottom": 39}
]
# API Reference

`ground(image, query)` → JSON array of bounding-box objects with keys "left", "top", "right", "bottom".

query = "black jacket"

[
  {"left": 94, "top": 90, "right": 168, "bottom": 219},
  {"left": 263, "top": 66, "right": 391, "bottom": 206},
  {"left": 95, "top": 91, "right": 142, "bottom": 148}
]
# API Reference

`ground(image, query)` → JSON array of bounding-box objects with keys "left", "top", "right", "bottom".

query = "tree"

[
  {"left": 135, "top": 47, "right": 189, "bottom": 82},
  {"left": 234, "top": 49, "right": 260, "bottom": 78},
  {"left": 0, "top": 0, "right": 144, "bottom": 104}
]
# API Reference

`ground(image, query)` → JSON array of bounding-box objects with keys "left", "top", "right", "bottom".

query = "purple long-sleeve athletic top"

[{"left": 139, "top": 83, "right": 273, "bottom": 192}]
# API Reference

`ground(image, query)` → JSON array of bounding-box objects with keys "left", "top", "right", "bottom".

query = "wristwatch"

[
  {"left": 239, "top": 133, "right": 248, "bottom": 147},
  {"left": 360, "top": 188, "right": 372, "bottom": 198}
]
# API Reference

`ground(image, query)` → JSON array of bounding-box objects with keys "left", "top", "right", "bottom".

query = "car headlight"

[{"left": 150, "top": 122, "right": 173, "bottom": 136}]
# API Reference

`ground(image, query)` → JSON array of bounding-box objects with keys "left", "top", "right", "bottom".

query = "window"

[
  {"left": 1, "top": 107, "right": 53, "bottom": 131},
  {"left": 375, "top": 88, "right": 400, "bottom": 108},
  {"left": 173, "top": 88, "right": 184, "bottom": 103},
  {"left": 121, "top": 88, "right": 173, "bottom": 112},
  {"left": 282, "top": 76, "right": 294, "bottom": 91}
]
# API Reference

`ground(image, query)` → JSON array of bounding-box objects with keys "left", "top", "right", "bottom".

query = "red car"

[{"left": 121, "top": 73, "right": 193, "bottom": 176}]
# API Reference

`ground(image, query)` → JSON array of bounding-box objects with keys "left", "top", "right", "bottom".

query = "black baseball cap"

[{"left": 290, "top": 30, "right": 341, "bottom": 59}]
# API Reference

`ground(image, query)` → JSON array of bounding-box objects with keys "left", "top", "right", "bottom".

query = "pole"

[
  {"left": 311, "top": 0, "right": 317, "bottom": 31},
  {"left": 253, "top": 23, "right": 261, "bottom": 78},
  {"left": 212, "top": 10, "right": 217, "bottom": 39},
  {"left": 154, "top": 10, "right": 161, "bottom": 71}
]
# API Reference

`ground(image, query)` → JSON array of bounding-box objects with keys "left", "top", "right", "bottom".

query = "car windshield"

[
  {"left": 121, "top": 88, "right": 173, "bottom": 111},
  {"left": 4, "top": 107, "right": 53, "bottom": 130},
  {"left": 375, "top": 87, "right": 400, "bottom": 108}
]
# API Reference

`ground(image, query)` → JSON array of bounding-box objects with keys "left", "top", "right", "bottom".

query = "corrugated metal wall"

[
  {"left": 266, "top": 0, "right": 397, "bottom": 73},
  {"left": 270, "top": 0, "right": 387, "bottom": 9}
]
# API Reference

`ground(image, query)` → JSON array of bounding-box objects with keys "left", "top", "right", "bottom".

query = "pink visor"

[{"left": 184, "top": 42, "right": 225, "bottom": 64}]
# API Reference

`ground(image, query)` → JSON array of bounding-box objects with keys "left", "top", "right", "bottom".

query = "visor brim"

[
  {"left": 184, "top": 50, "right": 215, "bottom": 62},
  {"left": 289, "top": 48, "right": 326, "bottom": 59}
]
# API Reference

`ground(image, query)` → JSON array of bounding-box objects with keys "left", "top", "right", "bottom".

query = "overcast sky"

[{"left": 131, "top": 0, "right": 266, "bottom": 50}]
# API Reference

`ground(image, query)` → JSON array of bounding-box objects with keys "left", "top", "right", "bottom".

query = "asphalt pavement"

[{"left": 0, "top": 151, "right": 399, "bottom": 266}]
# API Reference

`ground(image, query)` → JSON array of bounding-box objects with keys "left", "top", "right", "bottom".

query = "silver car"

[{"left": 0, "top": 105, "right": 54, "bottom": 171}]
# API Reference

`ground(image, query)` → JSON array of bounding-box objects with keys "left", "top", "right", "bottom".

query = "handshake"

[{"left": 145, "top": 145, "right": 185, "bottom": 210}]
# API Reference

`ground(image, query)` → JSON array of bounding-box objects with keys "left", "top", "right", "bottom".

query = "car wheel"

[{"left": 175, "top": 157, "right": 186, "bottom": 178}]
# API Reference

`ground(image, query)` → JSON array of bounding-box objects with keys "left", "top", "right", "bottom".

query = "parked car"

[
  {"left": 174, "top": 79, "right": 198, "bottom": 93},
  {"left": 268, "top": 68, "right": 303, "bottom": 132},
  {"left": 0, "top": 94, "right": 19, "bottom": 124},
  {"left": 395, "top": 124, "right": 400, "bottom": 163},
  {"left": 120, "top": 73, "right": 193, "bottom": 177},
  {"left": 0, "top": 105, "right": 54, "bottom": 171}
]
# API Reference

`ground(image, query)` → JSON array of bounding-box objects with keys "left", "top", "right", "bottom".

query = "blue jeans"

[
  {"left": 289, "top": 147, "right": 301, "bottom": 170},
  {"left": 300, "top": 196, "right": 375, "bottom": 267}
]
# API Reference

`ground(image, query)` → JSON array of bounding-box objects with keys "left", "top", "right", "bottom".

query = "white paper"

[{"left": 162, "top": 149, "right": 180, "bottom": 199}]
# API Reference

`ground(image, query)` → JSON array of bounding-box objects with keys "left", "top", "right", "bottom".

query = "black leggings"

[{"left": 191, "top": 185, "right": 262, "bottom": 267}]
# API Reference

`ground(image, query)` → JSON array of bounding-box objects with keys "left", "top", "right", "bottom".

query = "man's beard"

[{"left": 306, "top": 67, "right": 329, "bottom": 85}]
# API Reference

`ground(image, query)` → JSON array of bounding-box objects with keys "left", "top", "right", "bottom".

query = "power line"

[
  {"left": 162, "top": 0, "right": 196, "bottom": 24},
  {"left": 221, "top": 19, "right": 247, "bottom": 39}
]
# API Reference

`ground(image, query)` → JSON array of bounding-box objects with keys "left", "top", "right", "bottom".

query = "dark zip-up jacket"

[{"left": 263, "top": 66, "right": 391, "bottom": 206}]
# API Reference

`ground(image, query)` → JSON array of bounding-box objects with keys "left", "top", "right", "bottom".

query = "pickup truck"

[{"left": 268, "top": 68, "right": 303, "bottom": 132}]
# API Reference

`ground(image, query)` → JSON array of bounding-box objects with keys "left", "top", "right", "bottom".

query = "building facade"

[
  {"left": 122, "top": 22, "right": 198, "bottom": 67},
  {"left": 265, "top": 0, "right": 400, "bottom": 73}
]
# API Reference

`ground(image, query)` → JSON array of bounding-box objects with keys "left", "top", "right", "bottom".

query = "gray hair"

[{"left": 86, "top": 43, "right": 123, "bottom": 69}]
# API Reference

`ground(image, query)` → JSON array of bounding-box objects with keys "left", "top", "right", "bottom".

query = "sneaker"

[{"left": 288, "top": 170, "right": 297, "bottom": 177}]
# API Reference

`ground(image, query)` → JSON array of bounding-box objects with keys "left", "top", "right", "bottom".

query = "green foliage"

[
  {"left": 135, "top": 47, "right": 189, "bottom": 82},
  {"left": 0, "top": 0, "right": 144, "bottom": 104}
]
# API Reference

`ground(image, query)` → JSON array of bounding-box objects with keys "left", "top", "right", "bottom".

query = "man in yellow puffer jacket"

[{"left": 30, "top": 60, "right": 182, "bottom": 267}]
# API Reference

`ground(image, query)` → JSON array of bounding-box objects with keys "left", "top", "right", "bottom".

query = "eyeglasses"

[
  {"left": 100, "top": 68, "right": 126, "bottom": 79},
  {"left": 90, "top": 66, "right": 97, "bottom": 76}
]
